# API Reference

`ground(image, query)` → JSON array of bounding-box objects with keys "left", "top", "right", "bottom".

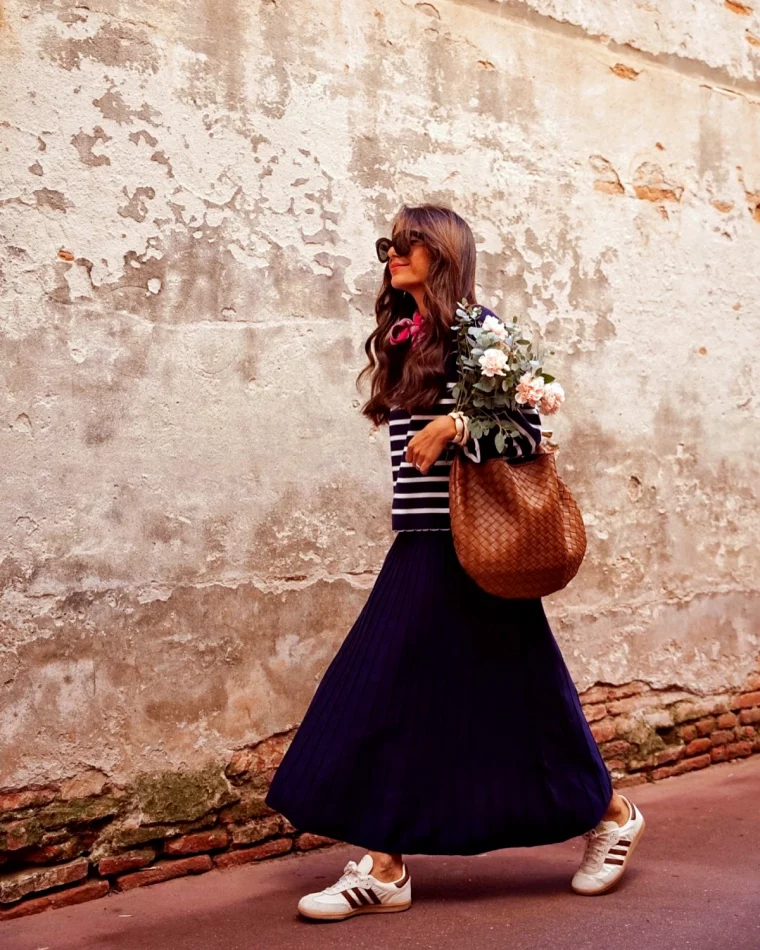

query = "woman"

[{"left": 264, "top": 204, "right": 646, "bottom": 921}]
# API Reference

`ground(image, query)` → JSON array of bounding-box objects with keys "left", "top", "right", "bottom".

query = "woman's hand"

[{"left": 405, "top": 416, "right": 458, "bottom": 474}]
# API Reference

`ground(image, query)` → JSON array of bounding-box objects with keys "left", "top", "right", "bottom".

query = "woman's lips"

[{"left": 390, "top": 263, "right": 408, "bottom": 272}]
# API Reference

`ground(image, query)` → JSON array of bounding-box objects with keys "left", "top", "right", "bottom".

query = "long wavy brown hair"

[{"left": 357, "top": 204, "right": 477, "bottom": 425}]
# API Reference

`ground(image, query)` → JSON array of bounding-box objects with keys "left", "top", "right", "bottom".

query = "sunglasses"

[{"left": 375, "top": 229, "right": 425, "bottom": 263}]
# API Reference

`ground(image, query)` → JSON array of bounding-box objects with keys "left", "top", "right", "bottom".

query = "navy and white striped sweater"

[{"left": 389, "top": 306, "right": 543, "bottom": 532}]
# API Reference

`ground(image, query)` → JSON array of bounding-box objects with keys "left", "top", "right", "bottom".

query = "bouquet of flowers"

[{"left": 451, "top": 299, "right": 565, "bottom": 455}]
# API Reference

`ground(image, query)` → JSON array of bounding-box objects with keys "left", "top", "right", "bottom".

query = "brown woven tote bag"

[{"left": 449, "top": 442, "right": 587, "bottom": 599}]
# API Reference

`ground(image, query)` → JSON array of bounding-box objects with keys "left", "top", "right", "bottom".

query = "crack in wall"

[{"left": 447, "top": 0, "right": 760, "bottom": 102}]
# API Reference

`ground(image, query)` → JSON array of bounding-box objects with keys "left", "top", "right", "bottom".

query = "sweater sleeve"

[{"left": 458, "top": 403, "right": 542, "bottom": 463}]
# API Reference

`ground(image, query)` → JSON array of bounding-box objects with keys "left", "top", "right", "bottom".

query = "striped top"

[{"left": 389, "top": 305, "right": 543, "bottom": 532}]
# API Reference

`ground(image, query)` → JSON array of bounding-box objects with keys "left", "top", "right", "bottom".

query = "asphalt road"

[{"left": 4, "top": 755, "right": 759, "bottom": 950}]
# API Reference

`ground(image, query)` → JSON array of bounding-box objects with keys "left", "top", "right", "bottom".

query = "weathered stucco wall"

[{"left": 2, "top": 0, "right": 759, "bottom": 809}]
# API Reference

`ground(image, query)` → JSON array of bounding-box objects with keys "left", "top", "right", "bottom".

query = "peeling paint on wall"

[{"left": 1, "top": 0, "right": 759, "bottom": 803}]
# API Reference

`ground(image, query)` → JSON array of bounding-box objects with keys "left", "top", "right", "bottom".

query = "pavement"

[{"left": 3, "top": 754, "right": 760, "bottom": 950}]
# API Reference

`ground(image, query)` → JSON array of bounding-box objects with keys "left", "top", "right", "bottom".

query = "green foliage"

[{"left": 452, "top": 299, "right": 553, "bottom": 457}]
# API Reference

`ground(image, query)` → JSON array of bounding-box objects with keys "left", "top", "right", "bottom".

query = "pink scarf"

[{"left": 388, "top": 310, "right": 429, "bottom": 347}]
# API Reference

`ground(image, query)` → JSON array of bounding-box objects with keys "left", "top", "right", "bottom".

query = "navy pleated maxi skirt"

[{"left": 265, "top": 530, "right": 613, "bottom": 856}]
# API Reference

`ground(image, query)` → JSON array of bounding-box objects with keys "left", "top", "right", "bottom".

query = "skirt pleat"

[{"left": 265, "top": 531, "right": 613, "bottom": 855}]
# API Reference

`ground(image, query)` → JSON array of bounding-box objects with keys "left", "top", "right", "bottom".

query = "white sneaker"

[
  {"left": 297, "top": 853, "right": 412, "bottom": 921},
  {"left": 571, "top": 794, "right": 646, "bottom": 895}
]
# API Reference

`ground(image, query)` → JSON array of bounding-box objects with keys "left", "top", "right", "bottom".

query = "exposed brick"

[
  {"left": 0, "top": 857, "right": 89, "bottom": 904},
  {"left": 59, "top": 771, "right": 109, "bottom": 801},
  {"left": 214, "top": 837, "right": 292, "bottom": 869},
  {"left": 710, "top": 730, "right": 734, "bottom": 746},
  {"left": 671, "top": 700, "right": 716, "bottom": 724},
  {"left": 709, "top": 699, "right": 730, "bottom": 716},
  {"left": 225, "top": 733, "right": 293, "bottom": 784},
  {"left": 605, "top": 759, "right": 627, "bottom": 770},
  {"left": 579, "top": 685, "right": 609, "bottom": 705},
  {"left": 613, "top": 716, "right": 636, "bottom": 739},
  {"left": 739, "top": 707, "right": 760, "bottom": 724},
  {"left": 163, "top": 829, "right": 229, "bottom": 855},
  {"left": 218, "top": 788, "right": 275, "bottom": 824},
  {"left": 606, "top": 694, "right": 663, "bottom": 716},
  {"left": 229, "top": 815, "right": 281, "bottom": 847},
  {"left": 97, "top": 847, "right": 156, "bottom": 876},
  {"left": 613, "top": 773, "right": 648, "bottom": 788},
  {"left": 678, "top": 725, "right": 698, "bottom": 742},
  {"left": 590, "top": 719, "right": 616, "bottom": 743},
  {"left": 281, "top": 818, "right": 297, "bottom": 835},
  {"left": 745, "top": 673, "right": 760, "bottom": 691},
  {"left": 24, "top": 838, "right": 86, "bottom": 865},
  {"left": 582, "top": 703, "right": 607, "bottom": 722},
  {"left": 737, "top": 726, "right": 756, "bottom": 741},
  {"left": 711, "top": 741, "right": 753, "bottom": 763},
  {"left": 656, "top": 745, "right": 685, "bottom": 765},
  {"left": 226, "top": 752, "right": 252, "bottom": 779},
  {"left": 294, "top": 833, "right": 338, "bottom": 851},
  {"left": 716, "top": 712, "right": 738, "bottom": 729},
  {"left": 0, "top": 879, "right": 109, "bottom": 921},
  {"left": 674, "top": 753, "right": 711, "bottom": 775},
  {"left": 0, "top": 819, "right": 42, "bottom": 852},
  {"left": 116, "top": 855, "right": 212, "bottom": 892},
  {"left": 607, "top": 682, "right": 647, "bottom": 700},
  {"left": 731, "top": 691, "right": 760, "bottom": 710},
  {"left": 695, "top": 718, "right": 716, "bottom": 737},
  {"left": 89, "top": 813, "right": 217, "bottom": 857},
  {"left": 655, "top": 751, "right": 714, "bottom": 780},
  {"left": 640, "top": 709, "right": 673, "bottom": 730},
  {"left": 684, "top": 738, "right": 712, "bottom": 756},
  {"left": 599, "top": 739, "right": 634, "bottom": 758},
  {"left": 34, "top": 795, "right": 122, "bottom": 832},
  {"left": 0, "top": 787, "right": 58, "bottom": 815}
]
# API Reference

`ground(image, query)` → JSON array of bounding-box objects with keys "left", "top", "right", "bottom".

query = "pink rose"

[
  {"left": 539, "top": 381, "right": 565, "bottom": 415},
  {"left": 515, "top": 371, "right": 545, "bottom": 407}
]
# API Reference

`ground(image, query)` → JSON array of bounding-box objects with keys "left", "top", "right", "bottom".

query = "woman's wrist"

[{"left": 446, "top": 411, "right": 470, "bottom": 445}]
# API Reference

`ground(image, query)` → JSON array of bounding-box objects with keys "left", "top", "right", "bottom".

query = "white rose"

[
  {"left": 481, "top": 315, "right": 510, "bottom": 343},
  {"left": 478, "top": 347, "right": 509, "bottom": 377}
]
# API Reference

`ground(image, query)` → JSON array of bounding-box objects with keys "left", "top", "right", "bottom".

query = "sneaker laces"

[
  {"left": 579, "top": 824, "right": 619, "bottom": 873},
  {"left": 323, "top": 860, "right": 373, "bottom": 894}
]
